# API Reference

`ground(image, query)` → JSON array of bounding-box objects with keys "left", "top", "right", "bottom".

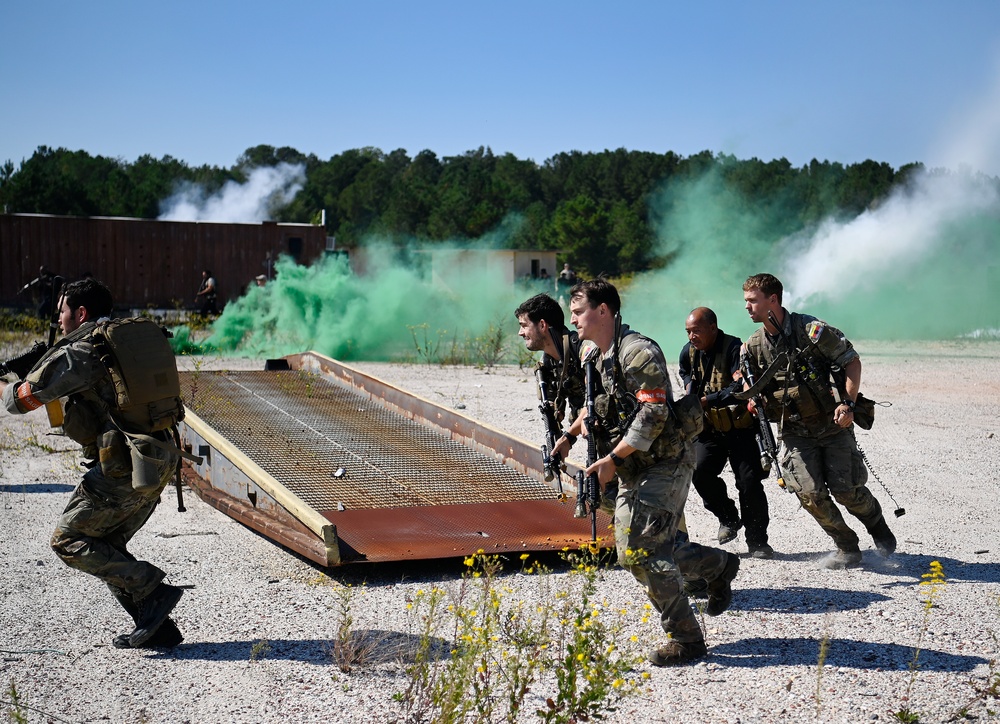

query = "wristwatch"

[
  {"left": 609, "top": 452, "right": 626, "bottom": 467},
  {"left": 841, "top": 399, "right": 856, "bottom": 411}
]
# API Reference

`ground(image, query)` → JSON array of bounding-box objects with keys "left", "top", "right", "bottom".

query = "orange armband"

[
  {"left": 16, "top": 382, "right": 44, "bottom": 411},
  {"left": 636, "top": 388, "right": 667, "bottom": 404}
]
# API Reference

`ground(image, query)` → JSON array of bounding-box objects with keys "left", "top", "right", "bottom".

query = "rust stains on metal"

[{"left": 325, "top": 500, "right": 607, "bottom": 563}]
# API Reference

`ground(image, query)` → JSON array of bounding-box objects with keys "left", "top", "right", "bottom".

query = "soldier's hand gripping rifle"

[
  {"left": 574, "top": 357, "right": 602, "bottom": 541},
  {"left": 0, "top": 341, "right": 49, "bottom": 379},
  {"left": 737, "top": 353, "right": 788, "bottom": 491},
  {"left": 535, "top": 369, "right": 566, "bottom": 502},
  {"left": 1, "top": 276, "right": 66, "bottom": 428}
]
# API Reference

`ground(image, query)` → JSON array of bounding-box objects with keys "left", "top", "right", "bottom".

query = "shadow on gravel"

[
  {"left": 0, "top": 483, "right": 74, "bottom": 493},
  {"left": 753, "top": 550, "right": 1000, "bottom": 585},
  {"left": 148, "top": 630, "right": 451, "bottom": 665},
  {"left": 729, "top": 586, "right": 890, "bottom": 614},
  {"left": 710, "top": 637, "right": 989, "bottom": 671},
  {"left": 869, "top": 552, "right": 1000, "bottom": 585}
]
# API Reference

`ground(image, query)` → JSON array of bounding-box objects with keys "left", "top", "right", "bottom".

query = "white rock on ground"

[{"left": 0, "top": 340, "right": 998, "bottom": 723}]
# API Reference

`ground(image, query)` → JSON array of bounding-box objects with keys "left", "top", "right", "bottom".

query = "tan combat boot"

[{"left": 648, "top": 639, "right": 708, "bottom": 666}]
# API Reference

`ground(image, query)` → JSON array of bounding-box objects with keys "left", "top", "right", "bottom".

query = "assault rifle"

[
  {"left": 2, "top": 276, "right": 66, "bottom": 428},
  {"left": 535, "top": 369, "right": 566, "bottom": 502},
  {"left": 738, "top": 356, "right": 787, "bottom": 492},
  {"left": 574, "top": 357, "right": 602, "bottom": 540},
  {"left": 0, "top": 341, "right": 49, "bottom": 379}
]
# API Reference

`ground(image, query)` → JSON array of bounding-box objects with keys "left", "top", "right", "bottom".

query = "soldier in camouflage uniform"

[
  {"left": 1, "top": 279, "right": 185, "bottom": 648},
  {"left": 741, "top": 273, "right": 896, "bottom": 569},
  {"left": 552, "top": 279, "right": 739, "bottom": 666},
  {"left": 515, "top": 293, "right": 586, "bottom": 426}
]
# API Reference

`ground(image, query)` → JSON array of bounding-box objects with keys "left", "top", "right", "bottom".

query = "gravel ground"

[{"left": 1, "top": 340, "right": 999, "bottom": 723}]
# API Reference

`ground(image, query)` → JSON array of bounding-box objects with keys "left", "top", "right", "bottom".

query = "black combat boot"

[
  {"left": 867, "top": 518, "right": 897, "bottom": 557},
  {"left": 128, "top": 583, "right": 184, "bottom": 648},
  {"left": 110, "top": 588, "right": 184, "bottom": 649},
  {"left": 706, "top": 552, "right": 740, "bottom": 616}
]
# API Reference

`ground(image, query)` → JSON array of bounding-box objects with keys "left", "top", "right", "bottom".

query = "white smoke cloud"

[
  {"left": 158, "top": 163, "right": 306, "bottom": 223},
  {"left": 780, "top": 170, "right": 999, "bottom": 307},
  {"left": 780, "top": 61, "right": 1000, "bottom": 309},
  {"left": 931, "top": 54, "right": 1000, "bottom": 180}
]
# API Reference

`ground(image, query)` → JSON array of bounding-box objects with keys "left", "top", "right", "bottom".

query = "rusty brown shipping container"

[{"left": 0, "top": 213, "right": 328, "bottom": 310}]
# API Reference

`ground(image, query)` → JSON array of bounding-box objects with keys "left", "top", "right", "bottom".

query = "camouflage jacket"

[
  {"left": 588, "top": 325, "right": 688, "bottom": 474},
  {"left": 3, "top": 320, "right": 120, "bottom": 459},
  {"left": 536, "top": 326, "right": 585, "bottom": 424},
  {"left": 742, "top": 309, "right": 858, "bottom": 437}
]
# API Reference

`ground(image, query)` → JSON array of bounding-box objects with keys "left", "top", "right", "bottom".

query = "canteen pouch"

[
  {"left": 853, "top": 393, "right": 876, "bottom": 430},
  {"left": 98, "top": 430, "right": 131, "bottom": 480},
  {"left": 128, "top": 436, "right": 162, "bottom": 493}
]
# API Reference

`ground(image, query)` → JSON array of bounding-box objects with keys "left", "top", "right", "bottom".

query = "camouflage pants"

[
  {"left": 50, "top": 436, "right": 178, "bottom": 601},
  {"left": 781, "top": 426, "right": 885, "bottom": 552},
  {"left": 613, "top": 454, "right": 729, "bottom": 643}
]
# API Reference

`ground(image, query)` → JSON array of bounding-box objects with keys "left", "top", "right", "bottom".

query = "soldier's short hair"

[
  {"left": 743, "top": 273, "right": 783, "bottom": 303},
  {"left": 569, "top": 277, "right": 620, "bottom": 314},
  {"left": 514, "top": 294, "right": 565, "bottom": 327},
  {"left": 62, "top": 278, "right": 114, "bottom": 318}
]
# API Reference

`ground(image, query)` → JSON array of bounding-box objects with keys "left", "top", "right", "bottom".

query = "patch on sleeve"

[
  {"left": 807, "top": 321, "right": 826, "bottom": 343},
  {"left": 16, "top": 382, "right": 43, "bottom": 411},
  {"left": 636, "top": 388, "right": 666, "bottom": 404}
]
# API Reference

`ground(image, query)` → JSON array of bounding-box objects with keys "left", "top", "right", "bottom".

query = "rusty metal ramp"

[{"left": 178, "top": 352, "right": 605, "bottom": 566}]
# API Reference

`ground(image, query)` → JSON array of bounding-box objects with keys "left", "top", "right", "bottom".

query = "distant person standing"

[
  {"left": 19, "top": 266, "right": 59, "bottom": 318},
  {"left": 558, "top": 263, "right": 577, "bottom": 287},
  {"left": 196, "top": 270, "right": 218, "bottom": 316}
]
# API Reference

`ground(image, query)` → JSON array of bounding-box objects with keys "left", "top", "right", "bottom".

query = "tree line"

[{"left": 0, "top": 143, "right": 964, "bottom": 277}]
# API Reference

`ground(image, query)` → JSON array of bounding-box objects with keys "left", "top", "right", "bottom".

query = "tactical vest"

[
  {"left": 744, "top": 313, "right": 839, "bottom": 429},
  {"left": 688, "top": 333, "right": 753, "bottom": 433},
  {"left": 537, "top": 329, "right": 585, "bottom": 423},
  {"left": 596, "top": 330, "right": 702, "bottom": 468}
]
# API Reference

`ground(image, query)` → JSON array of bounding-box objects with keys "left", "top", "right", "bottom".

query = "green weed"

[
  {"left": 894, "top": 560, "right": 947, "bottom": 723},
  {"left": 395, "top": 547, "right": 645, "bottom": 724}
]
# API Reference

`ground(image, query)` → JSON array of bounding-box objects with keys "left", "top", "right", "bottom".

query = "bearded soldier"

[{"left": 1, "top": 278, "right": 186, "bottom": 648}]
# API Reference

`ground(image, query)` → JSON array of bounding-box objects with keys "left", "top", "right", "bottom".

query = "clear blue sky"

[{"left": 4, "top": 1, "right": 1000, "bottom": 175}]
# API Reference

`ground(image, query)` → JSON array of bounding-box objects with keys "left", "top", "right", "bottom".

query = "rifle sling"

[{"left": 733, "top": 351, "right": 788, "bottom": 400}]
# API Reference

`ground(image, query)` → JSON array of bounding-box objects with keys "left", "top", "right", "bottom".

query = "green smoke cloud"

[
  {"left": 623, "top": 166, "right": 1000, "bottom": 357},
  {"left": 172, "top": 228, "right": 540, "bottom": 362}
]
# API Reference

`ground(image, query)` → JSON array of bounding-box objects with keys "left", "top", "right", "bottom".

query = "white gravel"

[{"left": 1, "top": 341, "right": 999, "bottom": 723}]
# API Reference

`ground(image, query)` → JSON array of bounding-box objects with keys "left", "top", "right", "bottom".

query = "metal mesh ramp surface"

[
  {"left": 181, "top": 369, "right": 557, "bottom": 511},
  {"left": 178, "top": 362, "right": 604, "bottom": 564}
]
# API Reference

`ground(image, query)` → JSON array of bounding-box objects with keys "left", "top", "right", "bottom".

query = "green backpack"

[{"left": 92, "top": 317, "right": 185, "bottom": 433}]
